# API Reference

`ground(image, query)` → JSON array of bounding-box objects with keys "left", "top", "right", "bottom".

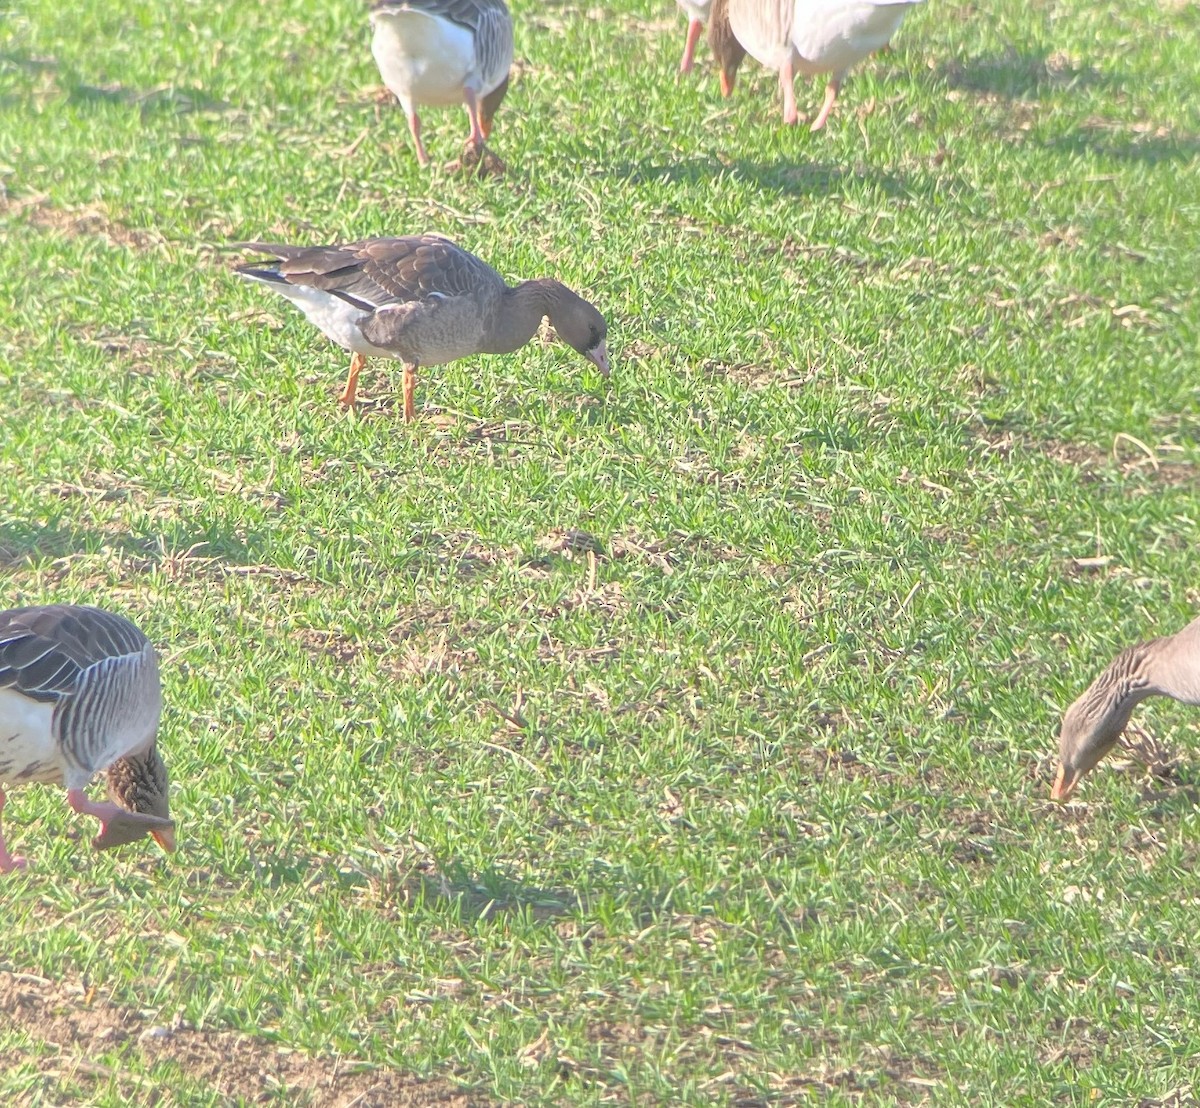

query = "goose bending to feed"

[
  {"left": 1053, "top": 615, "right": 1200, "bottom": 802},
  {"left": 710, "top": 0, "right": 923, "bottom": 130},
  {"left": 235, "top": 234, "right": 609, "bottom": 421},
  {"left": 0, "top": 605, "right": 174, "bottom": 873},
  {"left": 370, "top": 0, "right": 513, "bottom": 169},
  {"left": 675, "top": 0, "right": 713, "bottom": 75}
]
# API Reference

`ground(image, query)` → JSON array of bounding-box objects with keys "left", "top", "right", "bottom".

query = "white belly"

[
  {"left": 0, "top": 689, "right": 67, "bottom": 786},
  {"left": 677, "top": 0, "right": 713, "bottom": 20},
  {"left": 371, "top": 11, "right": 477, "bottom": 108},
  {"left": 265, "top": 283, "right": 397, "bottom": 359},
  {"left": 792, "top": 1, "right": 915, "bottom": 74}
]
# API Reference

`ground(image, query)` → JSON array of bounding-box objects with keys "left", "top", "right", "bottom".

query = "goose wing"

[
  {"left": 235, "top": 234, "right": 506, "bottom": 313},
  {"left": 0, "top": 606, "right": 148, "bottom": 703}
]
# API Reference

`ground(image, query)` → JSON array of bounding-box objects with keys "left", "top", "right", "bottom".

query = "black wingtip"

[{"left": 232, "top": 262, "right": 286, "bottom": 283}]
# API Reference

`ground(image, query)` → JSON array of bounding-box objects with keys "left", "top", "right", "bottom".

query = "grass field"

[{"left": 2, "top": 0, "right": 1199, "bottom": 1102}]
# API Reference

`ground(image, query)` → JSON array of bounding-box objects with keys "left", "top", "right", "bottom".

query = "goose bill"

[
  {"left": 586, "top": 341, "right": 610, "bottom": 376},
  {"left": 1050, "top": 763, "right": 1077, "bottom": 802},
  {"left": 92, "top": 810, "right": 176, "bottom": 852}
]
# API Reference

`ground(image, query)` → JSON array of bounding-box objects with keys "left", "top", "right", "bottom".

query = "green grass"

[{"left": 1, "top": 0, "right": 1199, "bottom": 1102}]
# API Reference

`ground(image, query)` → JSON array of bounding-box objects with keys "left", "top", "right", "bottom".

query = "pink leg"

[
  {"left": 0, "top": 790, "right": 29, "bottom": 873},
  {"left": 779, "top": 58, "right": 799, "bottom": 126},
  {"left": 810, "top": 76, "right": 841, "bottom": 132},
  {"left": 406, "top": 106, "right": 430, "bottom": 168},
  {"left": 462, "top": 87, "right": 485, "bottom": 149},
  {"left": 679, "top": 17, "right": 703, "bottom": 75}
]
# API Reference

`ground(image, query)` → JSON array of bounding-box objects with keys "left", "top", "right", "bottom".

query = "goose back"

[
  {"left": 0, "top": 606, "right": 161, "bottom": 791},
  {"left": 236, "top": 235, "right": 511, "bottom": 367}
]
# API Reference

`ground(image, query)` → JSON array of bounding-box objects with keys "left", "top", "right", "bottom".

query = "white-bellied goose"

[
  {"left": 675, "top": 0, "right": 713, "bottom": 75},
  {"left": 1053, "top": 615, "right": 1200, "bottom": 801},
  {"left": 370, "top": 0, "right": 513, "bottom": 168},
  {"left": 235, "top": 234, "right": 610, "bottom": 420},
  {"left": 711, "top": 0, "right": 923, "bottom": 129},
  {"left": 0, "top": 605, "right": 174, "bottom": 873}
]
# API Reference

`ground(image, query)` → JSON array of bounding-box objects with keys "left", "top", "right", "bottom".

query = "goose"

[
  {"left": 675, "top": 0, "right": 713, "bottom": 75},
  {"left": 234, "top": 234, "right": 610, "bottom": 421},
  {"left": 709, "top": 0, "right": 923, "bottom": 130},
  {"left": 369, "top": 0, "right": 513, "bottom": 168},
  {"left": 1053, "top": 615, "right": 1200, "bottom": 801},
  {"left": 0, "top": 605, "right": 174, "bottom": 873}
]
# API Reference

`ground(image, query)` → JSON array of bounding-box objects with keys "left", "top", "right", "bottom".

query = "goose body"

[
  {"left": 0, "top": 605, "right": 174, "bottom": 872},
  {"left": 713, "top": 0, "right": 922, "bottom": 128},
  {"left": 235, "top": 234, "right": 609, "bottom": 420},
  {"left": 1054, "top": 615, "right": 1200, "bottom": 801},
  {"left": 370, "top": 0, "right": 513, "bottom": 167}
]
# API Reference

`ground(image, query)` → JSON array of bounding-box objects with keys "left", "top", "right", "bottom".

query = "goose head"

[
  {"left": 1052, "top": 695, "right": 1135, "bottom": 802},
  {"left": 549, "top": 288, "right": 610, "bottom": 376},
  {"left": 105, "top": 743, "right": 175, "bottom": 852}
]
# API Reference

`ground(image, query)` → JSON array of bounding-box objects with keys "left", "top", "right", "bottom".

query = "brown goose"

[
  {"left": 1053, "top": 615, "right": 1200, "bottom": 801},
  {"left": 234, "top": 234, "right": 609, "bottom": 421},
  {"left": 710, "top": 0, "right": 923, "bottom": 129},
  {"left": 0, "top": 605, "right": 174, "bottom": 873},
  {"left": 370, "top": 0, "right": 513, "bottom": 168}
]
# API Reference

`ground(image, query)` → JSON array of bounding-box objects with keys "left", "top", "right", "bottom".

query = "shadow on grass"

[
  {"left": 1047, "top": 124, "right": 1200, "bottom": 167},
  {"left": 0, "top": 50, "right": 230, "bottom": 115},
  {"left": 0, "top": 519, "right": 108, "bottom": 567},
  {"left": 0, "top": 518, "right": 299, "bottom": 583},
  {"left": 609, "top": 157, "right": 908, "bottom": 199},
  {"left": 67, "top": 81, "right": 231, "bottom": 116},
  {"left": 0, "top": 48, "right": 59, "bottom": 74},
  {"left": 342, "top": 862, "right": 580, "bottom": 923},
  {"left": 936, "top": 47, "right": 1111, "bottom": 99}
]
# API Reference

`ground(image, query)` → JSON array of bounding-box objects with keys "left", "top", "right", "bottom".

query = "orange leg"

[
  {"left": 402, "top": 363, "right": 417, "bottom": 423},
  {"left": 406, "top": 106, "right": 430, "bottom": 168},
  {"left": 463, "top": 88, "right": 485, "bottom": 149},
  {"left": 339, "top": 352, "right": 366, "bottom": 407},
  {"left": 811, "top": 77, "right": 841, "bottom": 132}
]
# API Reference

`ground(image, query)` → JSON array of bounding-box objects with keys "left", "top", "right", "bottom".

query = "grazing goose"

[
  {"left": 235, "top": 234, "right": 610, "bottom": 421},
  {"left": 0, "top": 605, "right": 174, "bottom": 873},
  {"left": 370, "top": 0, "right": 513, "bottom": 168},
  {"left": 675, "top": 0, "right": 713, "bottom": 75},
  {"left": 710, "top": 0, "right": 923, "bottom": 129},
  {"left": 1053, "top": 615, "right": 1200, "bottom": 801}
]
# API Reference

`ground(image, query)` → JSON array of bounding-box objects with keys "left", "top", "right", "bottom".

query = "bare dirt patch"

[
  {"left": 2, "top": 192, "right": 168, "bottom": 254},
  {"left": 972, "top": 427, "right": 1199, "bottom": 488},
  {"left": 0, "top": 970, "right": 484, "bottom": 1105}
]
